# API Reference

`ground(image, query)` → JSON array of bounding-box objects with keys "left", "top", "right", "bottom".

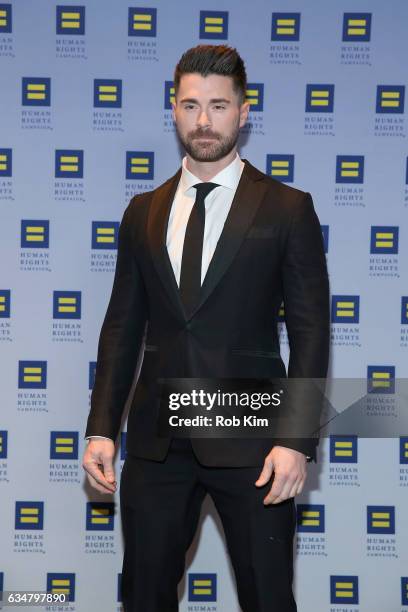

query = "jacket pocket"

[
  {"left": 144, "top": 344, "right": 158, "bottom": 352},
  {"left": 231, "top": 348, "right": 281, "bottom": 358},
  {"left": 246, "top": 226, "right": 278, "bottom": 239}
]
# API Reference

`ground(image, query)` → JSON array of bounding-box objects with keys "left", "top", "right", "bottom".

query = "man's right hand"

[{"left": 82, "top": 438, "right": 117, "bottom": 494}]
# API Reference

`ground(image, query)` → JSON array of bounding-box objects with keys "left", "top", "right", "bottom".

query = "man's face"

[{"left": 172, "top": 73, "right": 249, "bottom": 162}]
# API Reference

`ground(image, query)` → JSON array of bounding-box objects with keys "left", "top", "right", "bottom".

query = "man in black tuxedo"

[{"left": 83, "top": 45, "right": 330, "bottom": 612}]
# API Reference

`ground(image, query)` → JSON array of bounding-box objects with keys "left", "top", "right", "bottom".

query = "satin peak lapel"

[{"left": 147, "top": 168, "right": 186, "bottom": 319}]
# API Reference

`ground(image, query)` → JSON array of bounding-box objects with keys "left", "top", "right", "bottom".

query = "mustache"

[{"left": 188, "top": 129, "right": 221, "bottom": 140}]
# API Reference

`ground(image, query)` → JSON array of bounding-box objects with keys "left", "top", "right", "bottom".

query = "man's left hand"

[{"left": 255, "top": 445, "right": 307, "bottom": 505}]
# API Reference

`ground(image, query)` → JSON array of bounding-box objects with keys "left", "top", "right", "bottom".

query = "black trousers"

[{"left": 120, "top": 438, "right": 298, "bottom": 612}]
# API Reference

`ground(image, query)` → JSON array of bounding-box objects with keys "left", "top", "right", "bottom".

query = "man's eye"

[
  {"left": 184, "top": 104, "right": 196, "bottom": 110},
  {"left": 214, "top": 105, "right": 226, "bottom": 110}
]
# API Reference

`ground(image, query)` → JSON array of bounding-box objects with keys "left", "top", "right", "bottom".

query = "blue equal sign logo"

[
  {"left": 266, "top": 154, "right": 294, "bottom": 183},
  {"left": 376, "top": 85, "right": 405, "bottom": 114},
  {"left": 86, "top": 502, "right": 115, "bottom": 530},
  {"left": 188, "top": 573, "right": 217, "bottom": 602},
  {"left": 46, "top": 573, "right": 76, "bottom": 602},
  {"left": 0, "top": 148, "right": 12, "bottom": 176},
  {"left": 55, "top": 150, "right": 84, "bottom": 178},
  {"left": 53, "top": 291, "right": 81, "bottom": 319},
  {"left": 15, "top": 501, "right": 44, "bottom": 530},
  {"left": 126, "top": 152, "right": 154, "bottom": 180},
  {"left": 367, "top": 505, "right": 395, "bottom": 534},
  {"left": 56, "top": 6, "right": 85, "bottom": 35},
  {"left": 94, "top": 79, "right": 122, "bottom": 108},
  {"left": 305, "top": 84, "right": 334, "bottom": 113},
  {"left": 0, "top": 3, "right": 12, "bottom": 33},
  {"left": 199, "top": 11, "right": 228, "bottom": 39},
  {"left": 296, "top": 504, "right": 325, "bottom": 533},
  {"left": 128, "top": 7, "right": 157, "bottom": 37},
  {"left": 246, "top": 84, "right": 264, "bottom": 112},
  {"left": 331, "top": 295, "right": 359, "bottom": 324},
  {"left": 50, "top": 431, "right": 79, "bottom": 460},
  {"left": 330, "top": 436, "right": 358, "bottom": 463},
  {"left": 330, "top": 576, "right": 359, "bottom": 605},
  {"left": 92, "top": 222, "right": 119, "bottom": 250},
  {"left": 367, "top": 365, "right": 395, "bottom": 394},
  {"left": 271, "top": 13, "right": 301, "bottom": 41},
  {"left": 22, "top": 78, "right": 51, "bottom": 106},
  {"left": 342, "top": 13, "right": 371, "bottom": 42}
]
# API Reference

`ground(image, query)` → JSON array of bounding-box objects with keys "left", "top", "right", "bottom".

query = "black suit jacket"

[{"left": 85, "top": 159, "right": 330, "bottom": 466}]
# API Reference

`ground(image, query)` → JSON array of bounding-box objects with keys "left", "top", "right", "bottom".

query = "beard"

[{"left": 176, "top": 123, "right": 240, "bottom": 162}]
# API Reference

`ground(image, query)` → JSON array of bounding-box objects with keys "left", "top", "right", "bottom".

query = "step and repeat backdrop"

[{"left": 0, "top": 1, "right": 407, "bottom": 611}]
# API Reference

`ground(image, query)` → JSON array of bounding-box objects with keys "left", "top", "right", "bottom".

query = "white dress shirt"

[
  {"left": 87, "top": 153, "right": 244, "bottom": 442},
  {"left": 167, "top": 153, "right": 244, "bottom": 286}
]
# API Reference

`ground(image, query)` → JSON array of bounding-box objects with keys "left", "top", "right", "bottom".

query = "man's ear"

[
  {"left": 239, "top": 100, "right": 250, "bottom": 128},
  {"left": 171, "top": 102, "right": 176, "bottom": 122}
]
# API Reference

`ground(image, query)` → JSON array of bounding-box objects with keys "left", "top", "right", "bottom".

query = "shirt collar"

[{"left": 180, "top": 153, "right": 244, "bottom": 195}]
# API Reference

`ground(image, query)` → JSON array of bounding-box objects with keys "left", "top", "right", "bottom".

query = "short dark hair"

[{"left": 174, "top": 45, "right": 247, "bottom": 103}]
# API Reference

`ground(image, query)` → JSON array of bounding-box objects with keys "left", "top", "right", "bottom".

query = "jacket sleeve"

[
  {"left": 275, "top": 192, "right": 330, "bottom": 460},
  {"left": 85, "top": 201, "right": 148, "bottom": 441}
]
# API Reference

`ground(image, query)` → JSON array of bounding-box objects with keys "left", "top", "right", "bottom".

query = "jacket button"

[{"left": 186, "top": 322, "right": 192, "bottom": 330}]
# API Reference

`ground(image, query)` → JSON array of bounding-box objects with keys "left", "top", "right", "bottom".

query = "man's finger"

[
  {"left": 263, "top": 472, "right": 287, "bottom": 504},
  {"left": 85, "top": 471, "right": 114, "bottom": 495},
  {"left": 83, "top": 459, "right": 116, "bottom": 492},
  {"left": 255, "top": 457, "right": 274, "bottom": 487},
  {"left": 101, "top": 456, "right": 116, "bottom": 485},
  {"left": 289, "top": 476, "right": 303, "bottom": 499}
]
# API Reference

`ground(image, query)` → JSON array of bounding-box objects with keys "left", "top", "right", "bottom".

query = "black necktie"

[{"left": 179, "top": 182, "right": 219, "bottom": 316}]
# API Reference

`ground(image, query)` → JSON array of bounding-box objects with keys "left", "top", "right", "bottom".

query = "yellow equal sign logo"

[
  {"left": 130, "top": 157, "right": 149, "bottom": 174},
  {"left": 192, "top": 578, "right": 213, "bottom": 596},
  {"left": 381, "top": 90, "right": 400, "bottom": 109},
  {"left": 336, "top": 301, "right": 354, "bottom": 318},
  {"left": 25, "top": 225, "right": 45, "bottom": 243},
  {"left": 370, "top": 370, "right": 390, "bottom": 389},
  {"left": 0, "top": 7, "right": 8, "bottom": 28},
  {"left": 300, "top": 509, "right": 320, "bottom": 527},
  {"left": 98, "top": 84, "right": 117, "bottom": 102},
  {"left": 50, "top": 578, "right": 70, "bottom": 595},
  {"left": 60, "top": 10, "right": 81, "bottom": 30},
  {"left": 0, "top": 151, "right": 8, "bottom": 171},
  {"left": 96, "top": 227, "right": 115, "bottom": 244},
  {"left": 0, "top": 294, "right": 6, "bottom": 313},
  {"left": 26, "top": 83, "right": 46, "bottom": 101},
  {"left": 311, "top": 89, "right": 329, "bottom": 107},
  {"left": 374, "top": 230, "right": 394, "bottom": 249},
  {"left": 132, "top": 12, "right": 152, "bottom": 32},
  {"left": 204, "top": 15, "right": 223, "bottom": 34},
  {"left": 271, "top": 159, "right": 289, "bottom": 177},
  {"left": 59, "top": 154, "right": 79, "bottom": 173},
  {"left": 335, "top": 580, "right": 355, "bottom": 598},
  {"left": 55, "top": 436, "right": 74, "bottom": 454},
  {"left": 341, "top": 160, "right": 359, "bottom": 178},
  {"left": 91, "top": 506, "right": 110, "bottom": 525},
  {"left": 24, "top": 365, "right": 42, "bottom": 383},
  {"left": 404, "top": 440, "right": 408, "bottom": 459},
  {"left": 276, "top": 16, "right": 296, "bottom": 35},
  {"left": 246, "top": 88, "right": 259, "bottom": 106},
  {"left": 58, "top": 296, "right": 77, "bottom": 314},
  {"left": 19, "top": 506, "right": 40, "bottom": 525},
  {"left": 347, "top": 17, "right": 367, "bottom": 37},
  {"left": 334, "top": 440, "right": 353, "bottom": 457},
  {"left": 370, "top": 510, "right": 390, "bottom": 528}
]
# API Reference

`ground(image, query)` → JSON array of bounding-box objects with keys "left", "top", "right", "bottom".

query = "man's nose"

[{"left": 197, "top": 110, "right": 211, "bottom": 127}]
